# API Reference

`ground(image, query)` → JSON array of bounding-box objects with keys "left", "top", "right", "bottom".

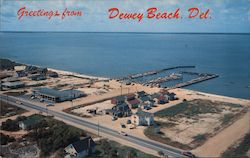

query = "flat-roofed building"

[
  {"left": 32, "top": 87, "right": 85, "bottom": 102},
  {"left": 1, "top": 81, "right": 25, "bottom": 89}
]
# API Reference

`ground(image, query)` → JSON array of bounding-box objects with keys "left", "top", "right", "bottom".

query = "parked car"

[
  {"left": 119, "top": 131, "right": 128, "bottom": 136},
  {"left": 47, "top": 103, "right": 54, "bottom": 107},
  {"left": 16, "top": 101, "right": 23, "bottom": 105},
  {"left": 182, "top": 151, "right": 196, "bottom": 158}
]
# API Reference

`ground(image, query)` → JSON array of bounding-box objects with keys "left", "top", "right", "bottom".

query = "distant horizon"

[{"left": 1, "top": 31, "right": 250, "bottom": 35}]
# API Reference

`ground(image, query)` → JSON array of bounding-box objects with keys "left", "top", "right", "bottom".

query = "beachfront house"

[
  {"left": 29, "top": 74, "right": 47, "bottom": 81},
  {"left": 131, "top": 109, "right": 154, "bottom": 126},
  {"left": 14, "top": 70, "right": 27, "bottom": 77},
  {"left": 1, "top": 81, "right": 25, "bottom": 90},
  {"left": 64, "top": 136, "right": 96, "bottom": 158},
  {"left": 136, "top": 91, "right": 146, "bottom": 98},
  {"left": 157, "top": 96, "right": 169, "bottom": 104}
]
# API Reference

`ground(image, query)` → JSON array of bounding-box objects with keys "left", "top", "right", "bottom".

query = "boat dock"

[
  {"left": 167, "top": 73, "right": 219, "bottom": 89},
  {"left": 118, "top": 65, "right": 195, "bottom": 80}
]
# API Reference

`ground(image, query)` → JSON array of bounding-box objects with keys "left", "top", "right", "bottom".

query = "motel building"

[{"left": 32, "top": 87, "right": 85, "bottom": 103}]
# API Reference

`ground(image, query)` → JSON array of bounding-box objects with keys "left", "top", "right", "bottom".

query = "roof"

[
  {"left": 128, "top": 99, "right": 140, "bottom": 105},
  {"left": 113, "top": 96, "right": 126, "bottom": 102},
  {"left": 150, "top": 93, "right": 161, "bottom": 99},
  {"left": 126, "top": 93, "right": 136, "bottom": 99},
  {"left": 21, "top": 114, "right": 44, "bottom": 127},
  {"left": 2, "top": 77, "right": 19, "bottom": 82},
  {"left": 33, "top": 87, "right": 84, "bottom": 98},
  {"left": 136, "top": 110, "right": 152, "bottom": 117},
  {"left": 140, "top": 96, "right": 151, "bottom": 102},
  {"left": 70, "top": 137, "right": 95, "bottom": 153},
  {"left": 137, "top": 91, "right": 146, "bottom": 97},
  {"left": 2, "top": 81, "right": 25, "bottom": 87}
]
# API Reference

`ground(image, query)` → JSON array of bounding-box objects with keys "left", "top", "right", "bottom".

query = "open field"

[
  {"left": 146, "top": 99, "right": 248, "bottom": 149},
  {"left": 0, "top": 101, "right": 27, "bottom": 118}
]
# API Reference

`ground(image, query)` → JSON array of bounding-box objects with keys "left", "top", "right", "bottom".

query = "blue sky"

[{"left": 0, "top": 0, "right": 250, "bottom": 33}]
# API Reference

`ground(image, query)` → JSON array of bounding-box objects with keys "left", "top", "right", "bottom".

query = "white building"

[
  {"left": 131, "top": 109, "right": 154, "bottom": 126},
  {"left": 65, "top": 137, "right": 96, "bottom": 158}
]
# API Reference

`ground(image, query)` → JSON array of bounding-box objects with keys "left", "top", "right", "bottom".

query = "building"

[
  {"left": 168, "top": 92, "right": 177, "bottom": 101},
  {"left": 14, "top": 65, "right": 26, "bottom": 71},
  {"left": 128, "top": 98, "right": 140, "bottom": 109},
  {"left": 19, "top": 115, "right": 44, "bottom": 130},
  {"left": 136, "top": 91, "right": 146, "bottom": 98},
  {"left": 47, "top": 71, "right": 59, "bottom": 78},
  {"left": 106, "top": 103, "right": 132, "bottom": 117},
  {"left": 111, "top": 96, "right": 126, "bottom": 105},
  {"left": 1, "top": 81, "right": 25, "bottom": 89},
  {"left": 14, "top": 70, "right": 27, "bottom": 77},
  {"left": 1, "top": 77, "right": 19, "bottom": 82},
  {"left": 65, "top": 137, "right": 96, "bottom": 158},
  {"left": 32, "top": 87, "right": 85, "bottom": 102},
  {"left": 157, "top": 96, "right": 169, "bottom": 104},
  {"left": 29, "top": 74, "right": 46, "bottom": 81},
  {"left": 131, "top": 109, "right": 154, "bottom": 126},
  {"left": 126, "top": 93, "right": 136, "bottom": 101}
]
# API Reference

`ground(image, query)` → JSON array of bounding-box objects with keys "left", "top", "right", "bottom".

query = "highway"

[{"left": 0, "top": 94, "right": 186, "bottom": 158}]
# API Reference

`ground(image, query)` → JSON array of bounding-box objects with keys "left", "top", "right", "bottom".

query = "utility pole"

[
  {"left": 120, "top": 82, "right": 122, "bottom": 96},
  {"left": 98, "top": 118, "right": 100, "bottom": 137}
]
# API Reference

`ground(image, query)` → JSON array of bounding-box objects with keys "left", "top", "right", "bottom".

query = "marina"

[{"left": 119, "top": 66, "right": 219, "bottom": 89}]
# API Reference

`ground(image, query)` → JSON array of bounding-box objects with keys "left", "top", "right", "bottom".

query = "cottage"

[
  {"left": 1, "top": 77, "right": 19, "bottom": 82},
  {"left": 131, "top": 109, "right": 154, "bottom": 126},
  {"left": 29, "top": 74, "right": 46, "bottom": 81},
  {"left": 136, "top": 91, "right": 146, "bottom": 98},
  {"left": 32, "top": 87, "right": 85, "bottom": 102},
  {"left": 128, "top": 99, "right": 140, "bottom": 109},
  {"left": 168, "top": 92, "right": 177, "bottom": 101},
  {"left": 111, "top": 96, "right": 126, "bottom": 105},
  {"left": 139, "top": 95, "right": 151, "bottom": 103},
  {"left": 19, "top": 115, "right": 44, "bottom": 130},
  {"left": 14, "top": 65, "right": 26, "bottom": 71},
  {"left": 157, "top": 96, "right": 169, "bottom": 104},
  {"left": 47, "top": 71, "right": 59, "bottom": 78},
  {"left": 1, "top": 81, "right": 25, "bottom": 89},
  {"left": 65, "top": 137, "right": 96, "bottom": 158},
  {"left": 126, "top": 93, "right": 136, "bottom": 101},
  {"left": 14, "top": 70, "right": 27, "bottom": 77}
]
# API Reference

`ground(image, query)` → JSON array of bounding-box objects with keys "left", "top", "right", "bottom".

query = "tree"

[
  {"left": 127, "top": 149, "right": 137, "bottom": 158},
  {"left": 158, "top": 151, "right": 165, "bottom": 158}
]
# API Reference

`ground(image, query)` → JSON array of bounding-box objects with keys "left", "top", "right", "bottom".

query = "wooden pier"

[
  {"left": 166, "top": 74, "right": 219, "bottom": 89},
  {"left": 118, "top": 65, "right": 195, "bottom": 80}
]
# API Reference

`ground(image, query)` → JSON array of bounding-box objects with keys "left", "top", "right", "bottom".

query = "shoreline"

[{"left": 1, "top": 58, "right": 249, "bottom": 100}]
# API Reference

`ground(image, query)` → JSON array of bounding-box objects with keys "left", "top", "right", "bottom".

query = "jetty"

[
  {"left": 146, "top": 73, "right": 182, "bottom": 85},
  {"left": 118, "top": 65, "right": 195, "bottom": 80},
  {"left": 167, "top": 73, "right": 219, "bottom": 89}
]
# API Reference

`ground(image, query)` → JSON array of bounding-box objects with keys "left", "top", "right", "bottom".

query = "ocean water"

[{"left": 0, "top": 32, "right": 250, "bottom": 99}]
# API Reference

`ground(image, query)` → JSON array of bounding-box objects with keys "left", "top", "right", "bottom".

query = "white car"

[{"left": 119, "top": 131, "right": 128, "bottom": 136}]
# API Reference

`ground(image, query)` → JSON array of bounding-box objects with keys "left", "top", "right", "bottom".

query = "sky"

[{"left": 0, "top": 0, "right": 250, "bottom": 33}]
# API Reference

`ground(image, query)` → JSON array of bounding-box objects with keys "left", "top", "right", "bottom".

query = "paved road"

[{"left": 0, "top": 94, "right": 186, "bottom": 158}]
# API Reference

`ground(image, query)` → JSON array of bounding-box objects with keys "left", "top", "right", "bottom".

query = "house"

[
  {"left": 168, "top": 92, "right": 177, "bottom": 101},
  {"left": 1, "top": 77, "right": 19, "bottom": 82},
  {"left": 149, "top": 93, "right": 161, "bottom": 100},
  {"left": 136, "top": 91, "right": 146, "bottom": 98},
  {"left": 157, "top": 96, "right": 169, "bottom": 104},
  {"left": 14, "top": 70, "right": 27, "bottom": 77},
  {"left": 32, "top": 87, "right": 86, "bottom": 102},
  {"left": 126, "top": 93, "right": 136, "bottom": 101},
  {"left": 64, "top": 136, "right": 96, "bottom": 158},
  {"left": 112, "top": 103, "right": 132, "bottom": 117},
  {"left": 29, "top": 74, "right": 46, "bottom": 81},
  {"left": 14, "top": 65, "right": 26, "bottom": 71},
  {"left": 111, "top": 96, "right": 126, "bottom": 105},
  {"left": 19, "top": 115, "right": 44, "bottom": 130},
  {"left": 47, "top": 71, "right": 59, "bottom": 78},
  {"left": 1, "top": 81, "right": 25, "bottom": 89},
  {"left": 128, "top": 99, "right": 140, "bottom": 109},
  {"left": 131, "top": 109, "right": 154, "bottom": 126},
  {"left": 139, "top": 96, "right": 151, "bottom": 103}
]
